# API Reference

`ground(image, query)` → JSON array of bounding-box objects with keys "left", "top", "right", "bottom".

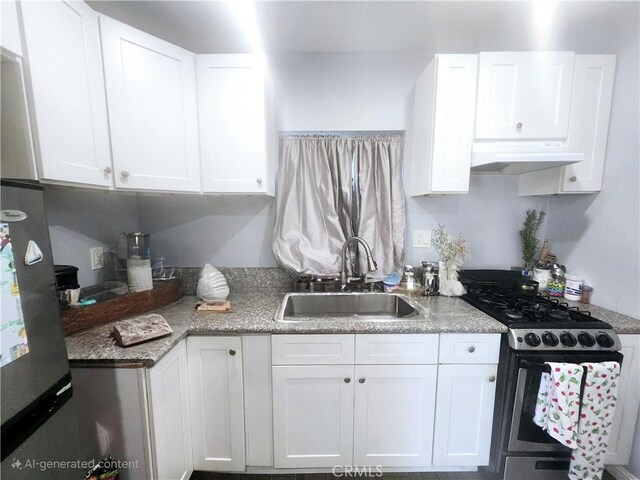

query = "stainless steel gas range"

[{"left": 459, "top": 270, "right": 623, "bottom": 480}]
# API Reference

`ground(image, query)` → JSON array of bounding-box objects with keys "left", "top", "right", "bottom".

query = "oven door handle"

[{"left": 520, "top": 360, "right": 552, "bottom": 374}]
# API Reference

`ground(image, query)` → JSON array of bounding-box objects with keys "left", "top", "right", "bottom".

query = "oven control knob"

[
  {"left": 560, "top": 332, "right": 578, "bottom": 347},
  {"left": 524, "top": 332, "right": 541, "bottom": 347},
  {"left": 596, "top": 333, "right": 615, "bottom": 348},
  {"left": 542, "top": 331, "right": 559, "bottom": 346},
  {"left": 578, "top": 332, "right": 596, "bottom": 347}
]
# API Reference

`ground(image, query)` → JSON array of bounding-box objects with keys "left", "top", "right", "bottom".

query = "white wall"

[
  {"left": 44, "top": 186, "right": 140, "bottom": 287},
  {"left": 545, "top": 7, "right": 639, "bottom": 318},
  {"left": 273, "top": 52, "right": 430, "bottom": 131},
  {"left": 137, "top": 195, "right": 275, "bottom": 268}
]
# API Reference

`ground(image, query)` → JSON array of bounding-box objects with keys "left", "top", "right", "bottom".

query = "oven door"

[{"left": 507, "top": 350, "right": 623, "bottom": 453}]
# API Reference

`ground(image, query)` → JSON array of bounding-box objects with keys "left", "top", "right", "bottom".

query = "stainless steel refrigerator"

[{"left": 1, "top": 179, "right": 82, "bottom": 479}]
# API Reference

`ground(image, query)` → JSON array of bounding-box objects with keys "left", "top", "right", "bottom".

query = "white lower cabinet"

[
  {"left": 606, "top": 334, "right": 640, "bottom": 465},
  {"left": 272, "top": 365, "right": 355, "bottom": 468},
  {"left": 432, "top": 364, "right": 498, "bottom": 466},
  {"left": 147, "top": 340, "right": 193, "bottom": 480},
  {"left": 353, "top": 365, "right": 437, "bottom": 467},
  {"left": 187, "top": 336, "right": 246, "bottom": 471}
]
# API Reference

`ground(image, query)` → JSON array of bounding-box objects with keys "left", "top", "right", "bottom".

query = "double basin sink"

[{"left": 274, "top": 292, "right": 424, "bottom": 323}]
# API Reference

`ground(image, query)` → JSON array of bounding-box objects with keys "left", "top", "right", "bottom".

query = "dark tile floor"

[
  {"left": 189, "top": 472, "right": 485, "bottom": 480},
  {"left": 190, "top": 470, "right": 617, "bottom": 480}
]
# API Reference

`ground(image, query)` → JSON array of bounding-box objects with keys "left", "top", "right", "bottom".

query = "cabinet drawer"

[
  {"left": 356, "top": 334, "right": 439, "bottom": 364},
  {"left": 272, "top": 335, "right": 355, "bottom": 365},
  {"left": 438, "top": 334, "right": 500, "bottom": 364}
]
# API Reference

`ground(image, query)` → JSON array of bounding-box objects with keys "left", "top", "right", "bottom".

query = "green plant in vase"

[
  {"left": 432, "top": 224, "right": 469, "bottom": 296},
  {"left": 519, "top": 209, "right": 546, "bottom": 274}
]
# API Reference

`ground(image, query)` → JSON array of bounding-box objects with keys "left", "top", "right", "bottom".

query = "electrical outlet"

[
  {"left": 413, "top": 230, "right": 432, "bottom": 248},
  {"left": 90, "top": 247, "right": 104, "bottom": 270}
]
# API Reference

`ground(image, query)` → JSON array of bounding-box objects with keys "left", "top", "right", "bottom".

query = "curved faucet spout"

[{"left": 340, "top": 236, "right": 378, "bottom": 290}]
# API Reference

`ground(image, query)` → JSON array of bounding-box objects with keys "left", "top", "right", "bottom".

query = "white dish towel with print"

[
  {"left": 568, "top": 361, "right": 620, "bottom": 480},
  {"left": 533, "top": 362, "right": 584, "bottom": 448}
]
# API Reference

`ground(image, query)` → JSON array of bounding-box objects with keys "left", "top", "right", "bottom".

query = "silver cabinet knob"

[
  {"left": 358, "top": 378, "right": 366, "bottom": 384},
  {"left": 569, "top": 176, "right": 577, "bottom": 182},
  {"left": 488, "top": 375, "right": 496, "bottom": 383},
  {"left": 516, "top": 122, "right": 523, "bottom": 130},
  {"left": 256, "top": 178, "right": 263, "bottom": 184},
  {"left": 344, "top": 377, "right": 351, "bottom": 383},
  {"left": 229, "top": 349, "right": 236, "bottom": 356},
  {"left": 121, "top": 170, "right": 130, "bottom": 178},
  {"left": 468, "top": 346, "right": 476, "bottom": 353},
  {"left": 104, "top": 166, "right": 112, "bottom": 175}
]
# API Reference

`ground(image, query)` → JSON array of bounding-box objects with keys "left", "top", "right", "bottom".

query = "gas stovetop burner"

[
  {"left": 459, "top": 270, "right": 622, "bottom": 351},
  {"left": 503, "top": 309, "right": 525, "bottom": 321},
  {"left": 548, "top": 310, "right": 571, "bottom": 321}
]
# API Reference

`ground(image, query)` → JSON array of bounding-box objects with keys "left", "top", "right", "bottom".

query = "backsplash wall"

[{"left": 44, "top": 186, "right": 140, "bottom": 287}]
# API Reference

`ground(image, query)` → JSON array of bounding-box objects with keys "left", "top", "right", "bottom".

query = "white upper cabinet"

[
  {"left": 409, "top": 54, "right": 478, "bottom": 195},
  {"left": 197, "top": 54, "right": 275, "bottom": 195},
  {"left": 20, "top": 0, "right": 113, "bottom": 187},
  {"left": 475, "top": 52, "right": 575, "bottom": 140},
  {"left": 518, "top": 55, "right": 616, "bottom": 196},
  {"left": 100, "top": 16, "right": 201, "bottom": 192}
]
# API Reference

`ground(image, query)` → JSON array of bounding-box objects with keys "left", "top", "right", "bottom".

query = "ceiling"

[{"left": 88, "top": 1, "right": 636, "bottom": 54}]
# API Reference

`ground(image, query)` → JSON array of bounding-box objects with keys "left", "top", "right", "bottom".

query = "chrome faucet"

[{"left": 340, "top": 236, "right": 378, "bottom": 290}]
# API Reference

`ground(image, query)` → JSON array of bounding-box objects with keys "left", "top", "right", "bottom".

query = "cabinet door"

[
  {"left": 430, "top": 54, "right": 478, "bottom": 193},
  {"left": 353, "top": 365, "right": 437, "bottom": 467},
  {"left": 272, "top": 365, "right": 354, "bottom": 468},
  {"left": 523, "top": 52, "right": 574, "bottom": 139},
  {"left": 518, "top": 54, "right": 616, "bottom": 196},
  {"left": 561, "top": 55, "right": 616, "bottom": 192},
  {"left": 606, "top": 335, "right": 640, "bottom": 465},
  {"left": 20, "top": 0, "right": 112, "bottom": 187},
  {"left": 410, "top": 54, "right": 477, "bottom": 196},
  {"left": 433, "top": 364, "right": 497, "bottom": 466},
  {"left": 198, "top": 54, "right": 274, "bottom": 194},
  {"left": 476, "top": 52, "right": 574, "bottom": 140},
  {"left": 100, "top": 16, "right": 200, "bottom": 192},
  {"left": 147, "top": 340, "right": 193, "bottom": 480},
  {"left": 187, "top": 337, "right": 245, "bottom": 471},
  {"left": 475, "top": 52, "right": 528, "bottom": 139}
]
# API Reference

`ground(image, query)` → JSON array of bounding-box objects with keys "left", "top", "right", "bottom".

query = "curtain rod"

[{"left": 278, "top": 130, "right": 405, "bottom": 137}]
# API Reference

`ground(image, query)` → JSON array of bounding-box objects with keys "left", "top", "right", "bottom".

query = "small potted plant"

[
  {"left": 519, "top": 209, "right": 546, "bottom": 276},
  {"left": 432, "top": 224, "right": 469, "bottom": 296}
]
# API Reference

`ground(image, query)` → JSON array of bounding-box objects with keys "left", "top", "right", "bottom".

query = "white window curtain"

[{"left": 272, "top": 134, "right": 406, "bottom": 279}]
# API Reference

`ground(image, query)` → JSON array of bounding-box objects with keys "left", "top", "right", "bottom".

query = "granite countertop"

[
  {"left": 66, "top": 292, "right": 506, "bottom": 368},
  {"left": 66, "top": 291, "right": 640, "bottom": 368},
  {"left": 564, "top": 300, "right": 640, "bottom": 334}
]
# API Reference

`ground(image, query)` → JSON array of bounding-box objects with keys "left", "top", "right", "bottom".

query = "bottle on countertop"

[{"left": 422, "top": 261, "right": 439, "bottom": 296}]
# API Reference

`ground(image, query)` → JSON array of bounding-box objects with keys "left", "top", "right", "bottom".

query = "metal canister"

[
  {"left": 122, "top": 232, "right": 150, "bottom": 259},
  {"left": 422, "top": 261, "right": 439, "bottom": 296}
]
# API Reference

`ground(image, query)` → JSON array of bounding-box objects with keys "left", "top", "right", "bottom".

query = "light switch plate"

[
  {"left": 90, "top": 247, "right": 104, "bottom": 270},
  {"left": 413, "top": 230, "right": 432, "bottom": 248}
]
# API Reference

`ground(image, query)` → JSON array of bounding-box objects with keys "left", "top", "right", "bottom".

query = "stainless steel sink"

[{"left": 274, "top": 292, "right": 423, "bottom": 322}]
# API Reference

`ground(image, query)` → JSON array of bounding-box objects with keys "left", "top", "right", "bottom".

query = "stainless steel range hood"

[{"left": 471, "top": 141, "right": 584, "bottom": 175}]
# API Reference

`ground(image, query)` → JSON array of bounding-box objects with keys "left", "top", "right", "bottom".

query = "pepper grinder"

[{"left": 422, "top": 261, "right": 439, "bottom": 296}]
